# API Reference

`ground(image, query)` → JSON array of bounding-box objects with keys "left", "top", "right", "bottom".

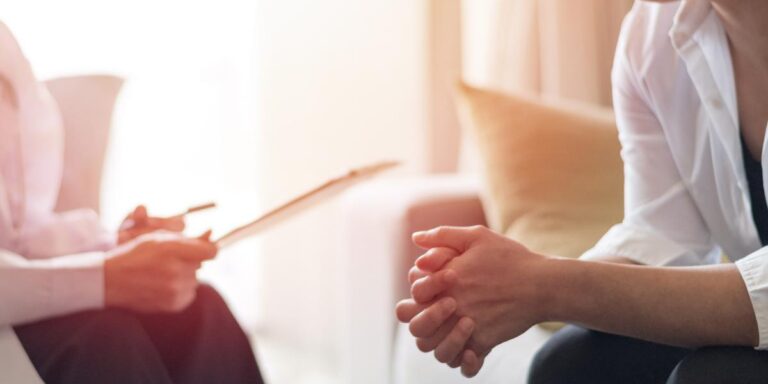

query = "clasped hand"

[{"left": 396, "top": 225, "right": 551, "bottom": 377}]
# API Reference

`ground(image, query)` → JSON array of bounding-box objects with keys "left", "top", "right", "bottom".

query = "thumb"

[
  {"left": 166, "top": 235, "right": 218, "bottom": 262},
  {"left": 412, "top": 226, "right": 483, "bottom": 252},
  {"left": 197, "top": 229, "right": 213, "bottom": 242}
]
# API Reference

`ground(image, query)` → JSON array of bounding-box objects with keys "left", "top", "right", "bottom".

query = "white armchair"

[
  {"left": 48, "top": 75, "right": 124, "bottom": 215},
  {"left": 0, "top": 75, "right": 123, "bottom": 384},
  {"left": 339, "top": 175, "right": 550, "bottom": 384}
]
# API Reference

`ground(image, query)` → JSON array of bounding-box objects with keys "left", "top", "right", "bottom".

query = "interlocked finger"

[
  {"left": 416, "top": 315, "right": 459, "bottom": 352},
  {"left": 408, "top": 296, "right": 457, "bottom": 338},
  {"left": 395, "top": 298, "right": 428, "bottom": 323},
  {"left": 434, "top": 317, "right": 475, "bottom": 363},
  {"left": 408, "top": 265, "right": 427, "bottom": 285},
  {"left": 461, "top": 349, "right": 486, "bottom": 378},
  {"left": 415, "top": 247, "right": 460, "bottom": 272},
  {"left": 411, "top": 269, "right": 458, "bottom": 304}
]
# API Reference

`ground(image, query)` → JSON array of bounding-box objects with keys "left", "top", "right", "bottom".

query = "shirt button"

[{"left": 709, "top": 97, "right": 724, "bottom": 109}]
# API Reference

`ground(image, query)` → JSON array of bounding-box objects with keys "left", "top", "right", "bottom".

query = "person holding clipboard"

[{"left": 0, "top": 22, "right": 263, "bottom": 384}]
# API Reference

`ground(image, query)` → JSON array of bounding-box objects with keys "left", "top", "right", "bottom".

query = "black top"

[{"left": 742, "top": 136, "right": 768, "bottom": 246}]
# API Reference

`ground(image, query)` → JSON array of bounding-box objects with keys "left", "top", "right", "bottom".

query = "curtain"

[
  {"left": 456, "top": 0, "right": 633, "bottom": 171},
  {"left": 462, "top": 0, "right": 634, "bottom": 106}
]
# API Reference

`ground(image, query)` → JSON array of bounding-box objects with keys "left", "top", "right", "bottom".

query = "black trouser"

[
  {"left": 14, "top": 285, "right": 264, "bottom": 384},
  {"left": 528, "top": 325, "right": 768, "bottom": 384}
]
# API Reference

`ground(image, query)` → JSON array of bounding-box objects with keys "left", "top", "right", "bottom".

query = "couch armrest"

[{"left": 337, "top": 175, "right": 485, "bottom": 384}]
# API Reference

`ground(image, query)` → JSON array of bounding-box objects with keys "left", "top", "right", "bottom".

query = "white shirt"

[
  {"left": 0, "top": 21, "right": 114, "bottom": 328},
  {"left": 581, "top": 0, "right": 768, "bottom": 349}
]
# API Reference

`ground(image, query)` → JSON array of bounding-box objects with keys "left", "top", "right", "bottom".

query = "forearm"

[{"left": 544, "top": 257, "right": 758, "bottom": 347}]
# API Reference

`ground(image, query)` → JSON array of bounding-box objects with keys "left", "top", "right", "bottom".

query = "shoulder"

[{"left": 614, "top": 2, "right": 681, "bottom": 86}]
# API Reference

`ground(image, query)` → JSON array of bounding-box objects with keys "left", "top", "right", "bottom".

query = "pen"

[
  {"left": 169, "top": 202, "right": 217, "bottom": 219},
  {"left": 118, "top": 202, "right": 217, "bottom": 241}
]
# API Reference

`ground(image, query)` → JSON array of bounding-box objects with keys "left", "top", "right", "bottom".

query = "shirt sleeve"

[
  {"left": 17, "top": 209, "right": 116, "bottom": 260},
  {"left": 580, "top": 23, "right": 719, "bottom": 266},
  {"left": 0, "top": 248, "right": 104, "bottom": 327},
  {"left": 735, "top": 249, "right": 768, "bottom": 349}
]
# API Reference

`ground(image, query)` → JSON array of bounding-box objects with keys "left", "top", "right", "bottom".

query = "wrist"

[
  {"left": 103, "top": 257, "right": 120, "bottom": 308},
  {"left": 534, "top": 256, "right": 589, "bottom": 324}
]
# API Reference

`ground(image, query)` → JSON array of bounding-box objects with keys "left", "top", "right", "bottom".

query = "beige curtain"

[{"left": 462, "top": 0, "right": 634, "bottom": 106}]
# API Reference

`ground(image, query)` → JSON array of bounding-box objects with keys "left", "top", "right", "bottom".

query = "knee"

[
  {"left": 192, "top": 284, "right": 230, "bottom": 313},
  {"left": 528, "top": 326, "right": 603, "bottom": 384},
  {"left": 195, "top": 284, "right": 225, "bottom": 304},
  {"left": 188, "top": 284, "right": 241, "bottom": 327},
  {"left": 666, "top": 347, "right": 751, "bottom": 384}
]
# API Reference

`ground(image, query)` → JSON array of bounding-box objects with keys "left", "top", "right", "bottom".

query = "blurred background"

[{"left": 1, "top": 0, "right": 632, "bottom": 383}]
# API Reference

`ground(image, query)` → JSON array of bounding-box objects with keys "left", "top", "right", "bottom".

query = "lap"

[
  {"left": 14, "top": 284, "right": 262, "bottom": 384},
  {"left": 528, "top": 325, "right": 690, "bottom": 384},
  {"left": 529, "top": 325, "right": 768, "bottom": 384},
  {"left": 15, "top": 308, "right": 172, "bottom": 384}
]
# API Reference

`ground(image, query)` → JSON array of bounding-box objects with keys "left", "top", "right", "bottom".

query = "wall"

[{"left": 251, "top": 0, "right": 435, "bottom": 379}]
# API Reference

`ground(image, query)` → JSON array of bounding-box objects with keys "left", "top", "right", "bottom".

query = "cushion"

[{"left": 455, "top": 82, "right": 623, "bottom": 260}]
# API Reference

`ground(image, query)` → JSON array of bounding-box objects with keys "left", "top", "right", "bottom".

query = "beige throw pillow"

[{"left": 455, "top": 82, "right": 623, "bottom": 260}]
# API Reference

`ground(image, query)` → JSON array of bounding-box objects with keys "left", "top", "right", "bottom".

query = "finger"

[
  {"left": 448, "top": 354, "right": 462, "bottom": 368},
  {"left": 124, "top": 227, "right": 155, "bottom": 240},
  {"left": 412, "top": 226, "right": 485, "bottom": 252},
  {"left": 461, "top": 350, "right": 485, "bottom": 378},
  {"left": 148, "top": 216, "right": 185, "bottom": 232},
  {"left": 415, "top": 247, "right": 460, "bottom": 272},
  {"left": 434, "top": 317, "right": 475, "bottom": 363},
  {"left": 415, "top": 315, "right": 458, "bottom": 352},
  {"left": 411, "top": 269, "right": 458, "bottom": 304},
  {"left": 168, "top": 216, "right": 186, "bottom": 231},
  {"left": 395, "top": 298, "right": 428, "bottom": 323},
  {"left": 409, "top": 296, "right": 457, "bottom": 338},
  {"left": 185, "top": 259, "right": 204, "bottom": 271},
  {"left": 163, "top": 237, "right": 218, "bottom": 261},
  {"left": 408, "top": 266, "right": 427, "bottom": 285},
  {"left": 173, "top": 257, "right": 203, "bottom": 277},
  {"left": 119, "top": 205, "right": 147, "bottom": 231},
  {"left": 134, "top": 205, "right": 148, "bottom": 220},
  {"left": 197, "top": 229, "right": 213, "bottom": 242},
  {"left": 129, "top": 205, "right": 148, "bottom": 227}
]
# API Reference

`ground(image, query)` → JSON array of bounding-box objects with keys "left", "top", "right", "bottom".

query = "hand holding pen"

[{"left": 117, "top": 202, "right": 216, "bottom": 245}]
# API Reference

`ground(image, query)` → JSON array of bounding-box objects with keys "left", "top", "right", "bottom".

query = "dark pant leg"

[
  {"left": 135, "top": 284, "right": 264, "bottom": 384},
  {"left": 528, "top": 325, "right": 691, "bottom": 384},
  {"left": 14, "top": 310, "right": 174, "bottom": 384},
  {"left": 666, "top": 347, "right": 768, "bottom": 384}
]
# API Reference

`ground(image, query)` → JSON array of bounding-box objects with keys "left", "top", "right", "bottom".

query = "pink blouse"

[{"left": 0, "top": 21, "right": 114, "bottom": 327}]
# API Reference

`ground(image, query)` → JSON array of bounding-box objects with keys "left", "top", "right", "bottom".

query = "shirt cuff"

[
  {"left": 46, "top": 252, "right": 106, "bottom": 316},
  {"left": 0, "top": 250, "right": 105, "bottom": 327},
  {"left": 735, "top": 248, "right": 768, "bottom": 350},
  {"left": 580, "top": 223, "right": 709, "bottom": 266}
]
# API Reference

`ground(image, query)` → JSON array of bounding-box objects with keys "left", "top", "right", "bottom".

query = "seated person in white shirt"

[
  {"left": 0, "top": 22, "right": 263, "bottom": 384},
  {"left": 396, "top": 1, "right": 768, "bottom": 383}
]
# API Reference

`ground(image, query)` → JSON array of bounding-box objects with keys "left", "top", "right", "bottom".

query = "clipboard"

[{"left": 214, "top": 160, "right": 400, "bottom": 248}]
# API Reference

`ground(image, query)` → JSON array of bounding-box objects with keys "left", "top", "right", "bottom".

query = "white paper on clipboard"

[{"left": 215, "top": 160, "right": 400, "bottom": 248}]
